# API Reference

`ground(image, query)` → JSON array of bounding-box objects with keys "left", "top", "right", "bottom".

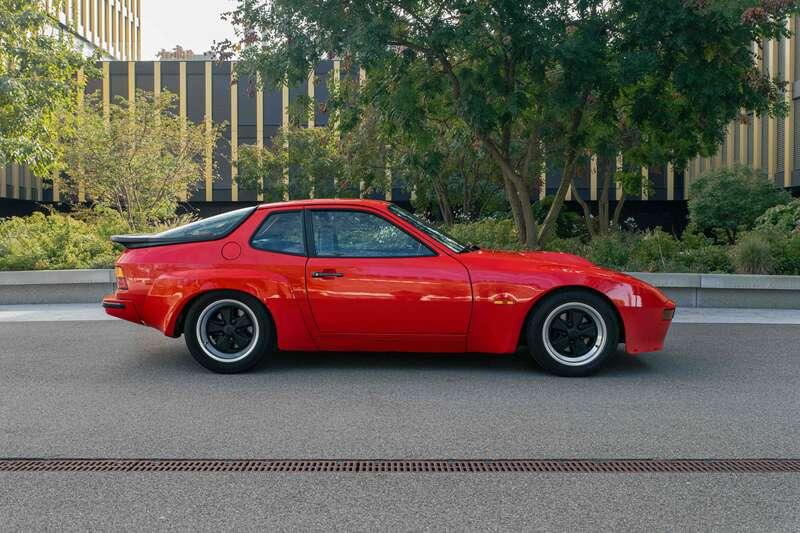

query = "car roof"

[{"left": 256, "top": 199, "right": 392, "bottom": 210}]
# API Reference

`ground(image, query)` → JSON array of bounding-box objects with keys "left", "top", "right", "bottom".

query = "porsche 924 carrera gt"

[{"left": 103, "top": 200, "right": 675, "bottom": 376}]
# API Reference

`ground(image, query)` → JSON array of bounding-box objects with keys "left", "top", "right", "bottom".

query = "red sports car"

[{"left": 103, "top": 199, "right": 675, "bottom": 376}]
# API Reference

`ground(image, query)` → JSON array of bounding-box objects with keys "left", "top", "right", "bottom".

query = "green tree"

[
  {"left": 688, "top": 166, "right": 791, "bottom": 243},
  {"left": 0, "top": 0, "right": 92, "bottom": 174},
  {"left": 224, "top": 0, "right": 797, "bottom": 249},
  {"left": 237, "top": 124, "right": 346, "bottom": 201},
  {"left": 59, "top": 90, "right": 221, "bottom": 231}
]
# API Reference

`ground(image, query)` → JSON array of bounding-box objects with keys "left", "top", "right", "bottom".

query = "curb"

[
  {"left": 0, "top": 269, "right": 115, "bottom": 305},
  {"left": 628, "top": 272, "right": 800, "bottom": 309},
  {"left": 0, "top": 269, "right": 799, "bottom": 309}
]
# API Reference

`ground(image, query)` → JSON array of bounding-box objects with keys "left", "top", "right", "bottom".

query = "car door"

[{"left": 304, "top": 208, "right": 472, "bottom": 342}]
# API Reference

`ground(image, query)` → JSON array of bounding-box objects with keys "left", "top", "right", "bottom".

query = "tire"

[
  {"left": 183, "top": 291, "right": 273, "bottom": 373},
  {"left": 526, "top": 290, "right": 619, "bottom": 377}
]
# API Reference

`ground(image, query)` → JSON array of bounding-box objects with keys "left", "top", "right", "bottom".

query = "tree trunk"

[
  {"left": 538, "top": 153, "right": 577, "bottom": 243},
  {"left": 571, "top": 182, "right": 596, "bottom": 238},
  {"left": 612, "top": 195, "right": 626, "bottom": 229},
  {"left": 597, "top": 159, "right": 612, "bottom": 235},
  {"left": 503, "top": 175, "right": 527, "bottom": 245},
  {"left": 433, "top": 181, "right": 454, "bottom": 226}
]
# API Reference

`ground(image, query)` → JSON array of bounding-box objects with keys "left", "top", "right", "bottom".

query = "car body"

[{"left": 103, "top": 199, "right": 675, "bottom": 375}]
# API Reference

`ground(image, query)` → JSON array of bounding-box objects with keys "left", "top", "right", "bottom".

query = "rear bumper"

[{"left": 102, "top": 295, "right": 142, "bottom": 324}]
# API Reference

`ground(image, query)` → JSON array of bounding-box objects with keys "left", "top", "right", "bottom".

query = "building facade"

[
  {"left": 3, "top": 18, "right": 800, "bottom": 215},
  {"left": 47, "top": 0, "right": 142, "bottom": 60},
  {"left": 686, "top": 18, "right": 800, "bottom": 190}
]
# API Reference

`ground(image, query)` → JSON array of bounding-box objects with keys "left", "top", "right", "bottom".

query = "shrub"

[
  {"left": 543, "top": 236, "right": 587, "bottom": 256},
  {"left": 585, "top": 231, "right": 641, "bottom": 271},
  {"left": 630, "top": 228, "right": 680, "bottom": 272},
  {"left": 676, "top": 245, "right": 733, "bottom": 273},
  {"left": 0, "top": 207, "right": 197, "bottom": 271},
  {"left": 754, "top": 198, "right": 800, "bottom": 234},
  {"left": 447, "top": 218, "right": 522, "bottom": 250},
  {"left": 774, "top": 234, "right": 800, "bottom": 275},
  {"left": 688, "top": 166, "right": 790, "bottom": 243},
  {"left": 729, "top": 231, "right": 775, "bottom": 274},
  {"left": 0, "top": 212, "right": 120, "bottom": 270}
]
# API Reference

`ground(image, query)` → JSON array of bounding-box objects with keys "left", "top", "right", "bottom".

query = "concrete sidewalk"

[{"left": 0, "top": 303, "right": 799, "bottom": 325}]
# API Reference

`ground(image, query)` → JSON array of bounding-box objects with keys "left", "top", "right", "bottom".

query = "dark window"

[
  {"left": 251, "top": 211, "right": 305, "bottom": 255},
  {"left": 156, "top": 207, "right": 255, "bottom": 240},
  {"left": 389, "top": 205, "right": 470, "bottom": 253},
  {"left": 311, "top": 210, "right": 434, "bottom": 258}
]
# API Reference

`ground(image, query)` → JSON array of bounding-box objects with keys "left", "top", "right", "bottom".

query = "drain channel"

[{"left": 1, "top": 459, "right": 799, "bottom": 473}]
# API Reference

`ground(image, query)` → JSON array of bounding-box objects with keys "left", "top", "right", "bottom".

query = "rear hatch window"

[{"left": 112, "top": 206, "right": 256, "bottom": 249}]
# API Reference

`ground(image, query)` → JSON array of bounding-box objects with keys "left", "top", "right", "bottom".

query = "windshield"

[{"left": 389, "top": 205, "right": 474, "bottom": 253}]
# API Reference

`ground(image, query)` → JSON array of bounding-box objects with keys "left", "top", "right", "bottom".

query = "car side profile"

[{"left": 103, "top": 199, "right": 675, "bottom": 376}]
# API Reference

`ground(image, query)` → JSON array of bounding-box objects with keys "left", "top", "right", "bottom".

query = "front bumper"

[{"left": 621, "top": 301, "right": 676, "bottom": 354}]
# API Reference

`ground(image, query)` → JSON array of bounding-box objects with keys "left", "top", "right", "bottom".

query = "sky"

[{"left": 140, "top": 0, "right": 238, "bottom": 60}]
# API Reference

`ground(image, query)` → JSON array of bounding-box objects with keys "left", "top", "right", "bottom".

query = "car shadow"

[
  {"left": 137, "top": 340, "right": 653, "bottom": 377},
  {"left": 252, "top": 346, "right": 653, "bottom": 377}
]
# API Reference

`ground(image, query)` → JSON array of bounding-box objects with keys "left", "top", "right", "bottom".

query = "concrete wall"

[
  {"left": 0, "top": 270, "right": 115, "bottom": 305},
  {"left": 630, "top": 273, "right": 800, "bottom": 309},
  {"left": 1, "top": 269, "right": 799, "bottom": 309}
]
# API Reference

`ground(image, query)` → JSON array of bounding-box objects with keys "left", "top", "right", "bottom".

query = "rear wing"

[
  {"left": 111, "top": 234, "right": 212, "bottom": 249},
  {"left": 111, "top": 206, "right": 257, "bottom": 249}
]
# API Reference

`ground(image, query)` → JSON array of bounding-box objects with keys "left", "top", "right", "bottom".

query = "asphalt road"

[{"left": 1, "top": 320, "right": 799, "bottom": 531}]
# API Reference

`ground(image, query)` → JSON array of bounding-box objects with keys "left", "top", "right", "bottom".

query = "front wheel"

[
  {"left": 184, "top": 291, "right": 273, "bottom": 373},
  {"left": 526, "top": 290, "right": 619, "bottom": 377}
]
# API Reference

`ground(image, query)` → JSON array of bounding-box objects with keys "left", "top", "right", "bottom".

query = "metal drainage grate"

[{"left": 1, "top": 459, "right": 799, "bottom": 473}]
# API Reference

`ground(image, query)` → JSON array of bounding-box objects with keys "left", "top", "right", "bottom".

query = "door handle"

[{"left": 312, "top": 271, "right": 344, "bottom": 279}]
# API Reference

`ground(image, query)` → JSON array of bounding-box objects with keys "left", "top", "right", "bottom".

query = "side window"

[
  {"left": 311, "top": 210, "right": 434, "bottom": 258},
  {"left": 251, "top": 211, "right": 305, "bottom": 255}
]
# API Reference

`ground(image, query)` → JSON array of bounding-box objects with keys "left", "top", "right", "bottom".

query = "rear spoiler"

[
  {"left": 111, "top": 206, "right": 258, "bottom": 249},
  {"left": 111, "top": 234, "right": 212, "bottom": 249}
]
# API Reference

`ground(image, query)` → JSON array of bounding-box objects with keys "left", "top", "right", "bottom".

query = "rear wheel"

[
  {"left": 526, "top": 290, "right": 619, "bottom": 377},
  {"left": 184, "top": 291, "right": 272, "bottom": 373}
]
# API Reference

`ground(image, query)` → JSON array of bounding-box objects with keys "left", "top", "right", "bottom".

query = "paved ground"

[{"left": 1, "top": 318, "right": 798, "bottom": 531}]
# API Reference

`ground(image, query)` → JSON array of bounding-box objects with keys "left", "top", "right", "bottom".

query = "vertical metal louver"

[
  {"left": 777, "top": 115, "right": 785, "bottom": 183},
  {"left": 733, "top": 122, "right": 741, "bottom": 162},
  {"left": 761, "top": 39, "right": 771, "bottom": 173},
  {"left": 776, "top": 38, "right": 786, "bottom": 185},
  {"left": 761, "top": 114, "right": 770, "bottom": 173},
  {"left": 794, "top": 103, "right": 800, "bottom": 173},
  {"left": 795, "top": 18, "right": 800, "bottom": 75},
  {"left": 747, "top": 116, "right": 754, "bottom": 166},
  {"left": 721, "top": 137, "right": 727, "bottom": 166}
]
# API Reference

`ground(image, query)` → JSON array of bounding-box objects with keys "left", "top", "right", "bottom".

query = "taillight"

[
  {"left": 115, "top": 266, "right": 129, "bottom": 290},
  {"left": 662, "top": 307, "right": 675, "bottom": 320}
]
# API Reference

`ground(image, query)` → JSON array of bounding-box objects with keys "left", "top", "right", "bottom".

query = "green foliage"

[
  {"left": 446, "top": 218, "right": 522, "bottom": 251},
  {"left": 0, "top": 0, "right": 93, "bottom": 174},
  {"left": 0, "top": 207, "right": 201, "bottom": 271},
  {"left": 754, "top": 198, "right": 800, "bottom": 234},
  {"left": 584, "top": 232, "right": 641, "bottom": 271},
  {"left": 0, "top": 211, "right": 119, "bottom": 270},
  {"left": 226, "top": 0, "right": 798, "bottom": 248},
  {"left": 533, "top": 197, "right": 587, "bottom": 239},
  {"left": 730, "top": 231, "right": 776, "bottom": 274},
  {"left": 688, "top": 166, "right": 791, "bottom": 243},
  {"left": 630, "top": 229, "right": 680, "bottom": 272},
  {"left": 676, "top": 245, "right": 733, "bottom": 274},
  {"left": 59, "top": 90, "right": 219, "bottom": 231}
]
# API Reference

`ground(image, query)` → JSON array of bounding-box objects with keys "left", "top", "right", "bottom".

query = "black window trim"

[
  {"left": 249, "top": 208, "right": 308, "bottom": 257},
  {"left": 304, "top": 207, "right": 438, "bottom": 259}
]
